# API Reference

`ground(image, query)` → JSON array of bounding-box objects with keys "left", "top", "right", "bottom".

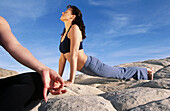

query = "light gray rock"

[
  {"left": 31, "top": 88, "right": 78, "bottom": 111},
  {"left": 154, "top": 65, "right": 170, "bottom": 79},
  {"left": 32, "top": 85, "right": 104, "bottom": 111},
  {"left": 141, "top": 58, "right": 170, "bottom": 66},
  {"left": 131, "top": 78, "right": 170, "bottom": 90},
  {"left": 100, "top": 87, "right": 170, "bottom": 111},
  {"left": 47, "top": 84, "right": 104, "bottom": 98},
  {"left": 39, "top": 96, "right": 116, "bottom": 111},
  {"left": 164, "top": 57, "right": 170, "bottom": 62},
  {"left": 116, "top": 62, "right": 162, "bottom": 73},
  {"left": 75, "top": 74, "right": 123, "bottom": 87},
  {"left": 97, "top": 80, "right": 149, "bottom": 92},
  {"left": 65, "top": 84, "right": 104, "bottom": 95},
  {"left": 75, "top": 74, "right": 150, "bottom": 93},
  {"left": 48, "top": 88, "right": 78, "bottom": 98},
  {"left": 129, "top": 97, "right": 170, "bottom": 111}
]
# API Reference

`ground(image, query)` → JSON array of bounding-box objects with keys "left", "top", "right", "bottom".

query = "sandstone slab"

[
  {"left": 97, "top": 80, "right": 149, "bottom": 92},
  {"left": 0, "top": 68, "right": 18, "bottom": 78},
  {"left": 100, "top": 87, "right": 170, "bottom": 111},
  {"left": 154, "top": 65, "right": 170, "bottom": 79},
  {"left": 130, "top": 97, "right": 170, "bottom": 111},
  {"left": 75, "top": 74, "right": 123, "bottom": 87},
  {"left": 131, "top": 78, "right": 170, "bottom": 90},
  {"left": 65, "top": 84, "right": 104, "bottom": 95},
  {"left": 39, "top": 96, "right": 116, "bottom": 111}
]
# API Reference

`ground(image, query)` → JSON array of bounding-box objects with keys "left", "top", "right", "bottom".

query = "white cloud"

[
  {"left": 88, "top": 0, "right": 138, "bottom": 6},
  {"left": 110, "top": 46, "right": 170, "bottom": 58},
  {"left": 150, "top": 4, "right": 170, "bottom": 27},
  {"left": 0, "top": 0, "right": 62, "bottom": 24},
  {"left": 100, "top": 10, "right": 152, "bottom": 37},
  {"left": 88, "top": 1, "right": 170, "bottom": 38},
  {"left": 0, "top": 0, "right": 46, "bottom": 24}
]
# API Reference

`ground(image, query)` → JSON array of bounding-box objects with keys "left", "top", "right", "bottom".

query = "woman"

[
  {"left": 0, "top": 16, "right": 66, "bottom": 111},
  {"left": 58, "top": 5, "right": 153, "bottom": 86}
]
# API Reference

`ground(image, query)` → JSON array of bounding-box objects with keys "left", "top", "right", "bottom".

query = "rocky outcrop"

[
  {"left": 0, "top": 67, "right": 18, "bottom": 78},
  {"left": 5, "top": 56, "right": 169, "bottom": 111},
  {"left": 154, "top": 65, "right": 170, "bottom": 79},
  {"left": 130, "top": 97, "right": 170, "bottom": 111},
  {"left": 100, "top": 87, "right": 170, "bottom": 111},
  {"left": 39, "top": 96, "right": 116, "bottom": 111}
]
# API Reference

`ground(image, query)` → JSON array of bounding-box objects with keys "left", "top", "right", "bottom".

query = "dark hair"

[{"left": 61, "top": 5, "right": 86, "bottom": 39}]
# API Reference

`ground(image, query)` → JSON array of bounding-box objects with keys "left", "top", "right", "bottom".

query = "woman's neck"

[{"left": 64, "top": 21, "right": 72, "bottom": 32}]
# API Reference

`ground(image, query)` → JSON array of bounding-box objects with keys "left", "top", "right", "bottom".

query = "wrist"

[
  {"left": 36, "top": 65, "right": 50, "bottom": 75},
  {"left": 68, "top": 78, "right": 74, "bottom": 83}
]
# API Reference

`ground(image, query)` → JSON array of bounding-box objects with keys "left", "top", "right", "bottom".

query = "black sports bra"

[{"left": 59, "top": 25, "right": 83, "bottom": 54}]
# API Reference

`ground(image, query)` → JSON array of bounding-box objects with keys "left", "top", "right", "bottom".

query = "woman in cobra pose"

[{"left": 58, "top": 5, "right": 153, "bottom": 86}]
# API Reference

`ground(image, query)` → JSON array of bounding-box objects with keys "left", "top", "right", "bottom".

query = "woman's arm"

[
  {"left": 69, "top": 25, "right": 82, "bottom": 83},
  {"left": 58, "top": 53, "right": 67, "bottom": 77}
]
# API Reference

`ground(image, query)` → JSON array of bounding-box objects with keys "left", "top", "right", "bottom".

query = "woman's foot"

[
  {"left": 147, "top": 68, "right": 154, "bottom": 80},
  {"left": 126, "top": 78, "right": 135, "bottom": 81}
]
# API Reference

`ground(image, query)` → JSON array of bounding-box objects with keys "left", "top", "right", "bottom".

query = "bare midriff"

[{"left": 64, "top": 49, "right": 88, "bottom": 71}]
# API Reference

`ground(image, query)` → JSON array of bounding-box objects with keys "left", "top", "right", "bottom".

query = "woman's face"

[{"left": 60, "top": 8, "right": 73, "bottom": 22}]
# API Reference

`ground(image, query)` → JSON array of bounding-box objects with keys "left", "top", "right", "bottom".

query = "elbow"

[{"left": 70, "top": 51, "right": 78, "bottom": 59}]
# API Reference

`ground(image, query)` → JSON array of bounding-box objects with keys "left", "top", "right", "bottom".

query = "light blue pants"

[{"left": 80, "top": 56, "right": 148, "bottom": 80}]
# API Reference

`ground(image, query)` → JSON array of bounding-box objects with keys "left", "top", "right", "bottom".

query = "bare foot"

[
  {"left": 147, "top": 68, "right": 154, "bottom": 80},
  {"left": 127, "top": 78, "right": 135, "bottom": 81}
]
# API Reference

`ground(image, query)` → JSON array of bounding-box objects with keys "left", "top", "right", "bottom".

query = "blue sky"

[{"left": 0, "top": 0, "right": 170, "bottom": 80}]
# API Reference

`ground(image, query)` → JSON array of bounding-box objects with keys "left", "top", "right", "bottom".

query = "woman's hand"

[{"left": 64, "top": 80, "right": 73, "bottom": 87}]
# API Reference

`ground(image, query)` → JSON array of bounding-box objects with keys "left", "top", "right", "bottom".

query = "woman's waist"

[
  {"left": 77, "top": 54, "right": 88, "bottom": 71},
  {"left": 64, "top": 52, "right": 88, "bottom": 71}
]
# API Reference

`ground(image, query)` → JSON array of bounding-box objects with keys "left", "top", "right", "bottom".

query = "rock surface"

[
  {"left": 0, "top": 67, "right": 18, "bottom": 78},
  {"left": 100, "top": 87, "right": 170, "bottom": 111},
  {"left": 39, "top": 96, "right": 116, "bottom": 111},
  {"left": 32, "top": 57, "right": 170, "bottom": 111},
  {"left": 130, "top": 97, "right": 170, "bottom": 111},
  {"left": 1, "top": 57, "right": 170, "bottom": 111},
  {"left": 154, "top": 65, "right": 170, "bottom": 79}
]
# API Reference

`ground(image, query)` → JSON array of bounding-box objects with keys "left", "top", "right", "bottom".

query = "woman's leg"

[
  {"left": 0, "top": 72, "right": 44, "bottom": 111},
  {"left": 80, "top": 56, "right": 148, "bottom": 80},
  {"left": 80, "top": 56, "right": 123, "bottom": 78}
]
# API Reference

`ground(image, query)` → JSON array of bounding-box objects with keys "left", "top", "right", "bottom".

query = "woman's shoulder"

[
  {"left": 68, "top": 24, "right": 82, "bottom": 40},
  {"left": 0, "top": 16, "right": 9, "bottom": 27},
  {"left": 0, "top": 16, "right": 7, "bottom": 23},
  {"left": 69, "top": 24, "right": 81, "bottom": 34},
  {"left": 71, "top": 24, "right": 80, "bottom": 30}
]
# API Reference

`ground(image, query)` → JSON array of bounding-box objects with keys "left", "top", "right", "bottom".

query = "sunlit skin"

[
  {"left": 0, "top": 16, "right": 67, "bottom": 102},
  {"left": 59, "top": 8, "right": 154, "bottom": 86},
  {"left": 59, "top": 8, "right": 88, "bottom": 86}
]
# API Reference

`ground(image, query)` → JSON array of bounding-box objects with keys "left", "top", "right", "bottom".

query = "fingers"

[
  {"left": 50, "top": 89, "right": 67, "bottom": 95},
  {"left": 61, "top": 89, "right": 67, "bottom": 93},
  {"left": 41, "top": 70, "right": 50, "bottom": 102},
  {"left": 43, "top": 87, "right": 48, "bottom": 102},
  {"left": 56, "top": 76, "right": 64, "bottom": 89},
  {"left": 50, "top": 69, "right": 64, "bottom": 89}
]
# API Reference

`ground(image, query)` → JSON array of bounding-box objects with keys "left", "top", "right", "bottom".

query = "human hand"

[{"left": 40, "top": 69, "right": 67, "bottom": 102}]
